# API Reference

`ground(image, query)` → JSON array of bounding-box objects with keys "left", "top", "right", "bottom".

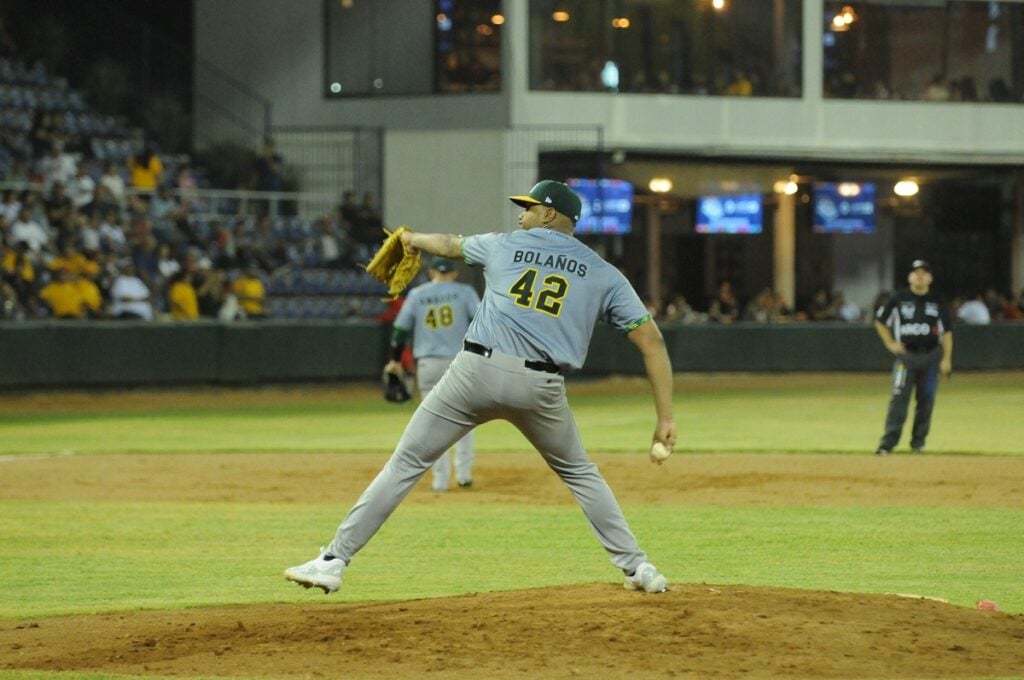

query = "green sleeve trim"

[{"left": 623, "top": 314, "right": 652, "bottom": 333}]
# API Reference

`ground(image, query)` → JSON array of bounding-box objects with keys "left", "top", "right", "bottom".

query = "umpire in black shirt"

[{"left": 873, "top": 259, "right": 954, "bottom": 455}]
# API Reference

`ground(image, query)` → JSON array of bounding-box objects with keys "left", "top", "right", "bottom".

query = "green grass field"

[
  {"left": 1, "top": 372, "right": 1022, "bottom": 679},
  {"left": 1, "top": 371, "right": 1021, "bottom": 455}
]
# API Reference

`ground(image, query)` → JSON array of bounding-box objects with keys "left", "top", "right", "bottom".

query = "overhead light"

[
  {"left": 329, "top": 82, "right": 342, "bottom": 94},
  {"left": 612, "top": 17, "right": 631, "bottom": 29},
  {"left": 894, "top": 180, "right": 919, "bottom": 197},
  {"left": 712, "top": 0, "right": 726, "bottom": 10},
  {"left": 552, "top": 11, "right": 570, "bottom": 22},
  {"left": 837, "top": 182, "right": 861, "bottom": 197},
  {"left": 649, "top": 177, "right": 673, "bottom": 193},
  {"left": 491, "top": 14, "right": 505, "bottom": 25},
  {"left": 476, "top": 24, "right": 493, "bottom": 36},
  {"left": 773, "top": 180, "right": 798, "bottom": 195}
]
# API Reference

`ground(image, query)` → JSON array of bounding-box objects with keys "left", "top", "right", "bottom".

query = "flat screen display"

[
  {"left": 695, "top": 193, "right": 763, "bottom": 234},
  {"left": 567, "top": 178, "right": 634, "bottom": 234},
  {"left": 813, "top": 182, "right": 876, "bottom": 233}
]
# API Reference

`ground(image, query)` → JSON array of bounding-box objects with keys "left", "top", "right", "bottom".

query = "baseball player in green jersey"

[
  {"left": 286, "top": 180, "right": 677, "bottom": 594},
  {"left": 386, "top": 256, "right": 480, "bottom": 491}
]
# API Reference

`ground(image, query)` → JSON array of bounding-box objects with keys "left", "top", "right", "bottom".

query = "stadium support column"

[
  {"left": 773, "top": 192, "right": 796, "bottom": 309},
  {"left": 646, "top": 199, "right": 663, "bottom": 313}
]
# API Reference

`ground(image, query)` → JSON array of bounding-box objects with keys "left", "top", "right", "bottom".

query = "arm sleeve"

[{"left": 460, "top": 232, "right": 501, "bottom": 268}]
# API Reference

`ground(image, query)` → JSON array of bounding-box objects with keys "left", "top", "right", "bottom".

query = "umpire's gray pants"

[
  {"left": 417, "top": 356, "right": 474, "bottom": 490},
  {"left": 328, "top": 348, "right": 649, "bottom": 573}
]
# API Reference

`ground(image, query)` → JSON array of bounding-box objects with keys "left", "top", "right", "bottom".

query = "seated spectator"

[
  {"left": 194, "top": 265, "right": 229, "bottom": 319},
  {"left": 98, "top": 209, "right": 128, "bottom": 254},
  {"left": 149, "top": 184, "right": 178, "bottom": 222},
  {"left": 662, "top": 293, "right": 702, "bottom": 324},
  {"left": 37, "top": 139, "right": 76, "bottom": 191},
  {"left": 805, "top": 288, "right": 835, "bottom": 321},
  {"left": 127, "top": 148, "right": 163, "bottom": 191},
  {"left": 157, "top": 242, "right": 180, "bottom": 280},
  {"left": 957, "top": 293, "right": 991, "bottom": 325},
  {"left": 38, "top": 268, "right": 99, "bottom": 319},
  {"left": 9, "top": 207, "right": 49, "bottom": 256},
  {"left": 167, "top": 269, "right": 199, "bottom": 320},
  {"left": 99, "top": 162, "right": 127, "bottom": 206},
  {"left": 232, "top": 262, "right": 267, "bottom": 319},
  {"left": 43, "top": 182, "right": 73, "bottom": 228},
  {"left": 708, "top": 280, "right": 739, "bottom": 323},
  {"left": 831, "top": 290, "right": 862, "bottom": 322},
  {"left": 1, "top": 190, "right": 21, "bottom": 225},
  {"left": 66, "top": 165, "right": 96, "bottom": 210},
  {"left": 923, "top": 74, "right": 950, "bottom": 101},
  {"left": 1, "top": 240, "right": 35, "bottom": 309},
  {"left": 108, "top": 262, "right": 153, "bottom": 320}
]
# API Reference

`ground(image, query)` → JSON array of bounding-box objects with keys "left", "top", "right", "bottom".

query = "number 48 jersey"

[
  {"left": 393, "top": 279, "right": 480, "bottom": 360},
  {"left": 461, "top": 228, "right": 650, "bottom": 372}
]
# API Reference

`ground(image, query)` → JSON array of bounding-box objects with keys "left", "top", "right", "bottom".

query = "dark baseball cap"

[
  {"left": 509, "top": 180, "right": 582, "bottom": 224},
  {"left": 429, "top": 256, "right": 456, "bottom": 273},
  {"left": 910, "top": 259, "right": 931, "bottom": 273}
]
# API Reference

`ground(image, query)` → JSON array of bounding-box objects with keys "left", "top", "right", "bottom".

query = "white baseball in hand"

[{"left": 650, "top": 441, "right": 671, "bottom": 464}]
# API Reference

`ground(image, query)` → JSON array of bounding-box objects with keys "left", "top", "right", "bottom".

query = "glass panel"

[
  {"left": 325, "top": 0, "right": 502, "bottom": 97},
  {"left": 529, "top": 0, "right": 802, "bottom": 97},
  {"left": 436, "top": 0, "right": 504, "bottom": 92},
  {"left": 823, "top": 1, "right": 1024, "bottom": 102}
]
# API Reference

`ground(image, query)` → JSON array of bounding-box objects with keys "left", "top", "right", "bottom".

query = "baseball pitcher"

[{"left": 286, "top": 180, "right": 676, "bottom": 594}]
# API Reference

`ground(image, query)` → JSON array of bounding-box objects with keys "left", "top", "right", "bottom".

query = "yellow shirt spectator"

[
  {"left": 233, "top": 271, "right": 266, "bottom": 317},
  {"left": 169, "top": 278, "right": 199, "bottom": 320},
  {"left": 39, "top": 278, "right": 85, "bottom": 318},
  {"left": 127, "top": 152, "right": 164, "bottom": 190},
  {"left": 2, "top": 249, "right": 34, "bottom": 283},
  {"left": 75, "top": 276, "right": 103, "bottom": 315}
]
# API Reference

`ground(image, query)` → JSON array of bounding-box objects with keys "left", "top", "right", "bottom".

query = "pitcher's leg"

[
  {"left": 327, "top": 406, "right": 470, "bottom": 563},
  {"left": 453, "top": 430, "right": 475, "bottom": 485},
  {"left": 911, "top": 362, "right": 939, "bottom": 449},
  {"left": 510, "top": 380, "right": 647, "bottom": 572},
  {"left": 880, "top": 359, "right": 911, "bottom": 450}
]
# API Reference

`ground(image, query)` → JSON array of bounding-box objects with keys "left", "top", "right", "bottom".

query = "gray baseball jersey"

[
  {"left": 461, "top": 228, "right": 650, "bottom": 371},
  {"left": 393, "top": 280, "right": 479, "bottom": 359}
]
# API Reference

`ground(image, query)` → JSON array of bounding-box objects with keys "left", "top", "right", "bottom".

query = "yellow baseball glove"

[{"left": 364, "top": 225, "right": 421, "bottom": 297}]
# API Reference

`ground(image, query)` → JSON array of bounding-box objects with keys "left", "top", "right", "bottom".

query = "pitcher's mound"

[{"left": 3, "top": 583, "right": 1022, "bottom": 679}]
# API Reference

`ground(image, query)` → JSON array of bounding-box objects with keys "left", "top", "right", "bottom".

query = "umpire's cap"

[
  {"left": 429, "top": 256, "right": 456, "bottom": 273},
  {"left": 910, "top": 259, "right": 931, "bottom": 273},
  {"left": 509, "top": 180, "right": 582, "bottom": 224}
]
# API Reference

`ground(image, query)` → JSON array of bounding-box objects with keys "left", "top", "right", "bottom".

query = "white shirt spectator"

[
  {"left": 957, "top": 299, "right": 991, "bottom": 325},
  {"left": 66, "top": 172, "right": 96, "bottom": 209},
  {"left": 838, "top": 300, "right": 862, "bottom": 322},
  {"left": 99, "top": 219, "right": 128, "bottom": 253},
  {"left": 80, "top": 222, "right": 101, "bottom": 252},
  {"left": 38, "top": 148, "right": 77, "bottom": 192},
  {"left": 100, "top": 168, "right": 126, "bottom": 205},
  {"left": 109, "top": 275, "right": 154, "bottom": 320},
  {"left": 2, "top": 197, "right": 21, "bottom": 225},
  {"left": 9, "top": 215, "right": 49, "bottom": 252}
]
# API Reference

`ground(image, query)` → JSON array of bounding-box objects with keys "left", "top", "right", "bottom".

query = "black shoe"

[
  {"left": 457, "top": 480, "right": 473, "bottom": 488},
  {"left": 874, "top": 447, "right": 891, "bottom": 456},
  {"left": 911, "top": 445, "right": 924, "bottom": 453}
]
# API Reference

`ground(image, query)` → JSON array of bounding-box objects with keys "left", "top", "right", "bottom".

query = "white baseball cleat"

[
  {"left": 284, "top": 547, "right": 346, "bottom": 593},
  {"left": 624, "top": 562, "right": 668, "bottom": 593}
]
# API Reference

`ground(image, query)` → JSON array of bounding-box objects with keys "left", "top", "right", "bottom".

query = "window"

[
  {"left": 324, "top": 0, "right": 502, "bottom": 97},
  {"left": 824, "top": 1, "right": 1024, "bottom": 102},
  {"left": 529, "top": 0, "right": 802, "bottom": 97}
]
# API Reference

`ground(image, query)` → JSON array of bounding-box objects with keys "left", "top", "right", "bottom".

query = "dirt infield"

[{"left": 2, "top": 451, "right": 1024, "bottom": 678}]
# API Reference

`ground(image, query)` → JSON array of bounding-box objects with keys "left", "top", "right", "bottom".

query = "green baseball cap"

[
  {"left": 509, "top": 180, "right": 582, "bottom": 224},
  {"left": 429, "top": 256, "right": 456, "bottom": 273}
]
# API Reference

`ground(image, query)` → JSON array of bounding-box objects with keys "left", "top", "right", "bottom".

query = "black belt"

[
  {"left": 905, "top": 345, "right": 938, "bottom": 354},
  {"left": 463, "top": 340, "right": 561, "bottom": 374}
]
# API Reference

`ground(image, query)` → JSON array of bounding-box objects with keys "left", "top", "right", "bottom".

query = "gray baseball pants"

[
  {"left": 328, "top": 348, "right": 649, "bottom": 573},
  {"left": 416, "top": 356, "right": 474, "bottom": 491},
  {"left": 879, "top": 347, "right": 942, "bottom": 451}
]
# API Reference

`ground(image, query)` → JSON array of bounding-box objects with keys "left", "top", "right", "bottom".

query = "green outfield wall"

[{"left": 0, "top": 321, "right": 1020, "bottom": 388}]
